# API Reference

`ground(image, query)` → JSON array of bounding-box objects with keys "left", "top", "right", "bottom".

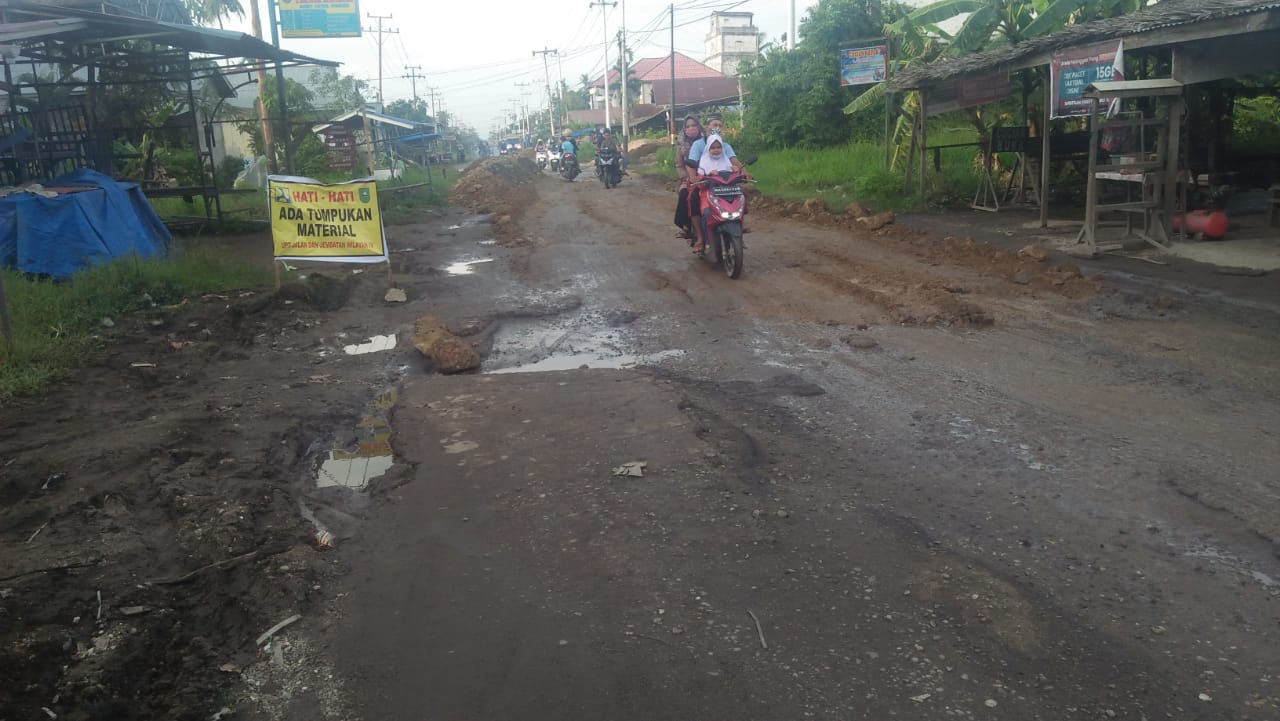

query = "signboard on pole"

[
  {"left": 279, "top": 0, "right": 362, "bottom": 39},
  {"left": 839, "top": 45, "right": 888, "bottom": 87},
  {"left": 268, "top": 176, "right": 387, "bottom": 263},
  {"left": 1051, "top": 41, "right": 1120, "bottom": 118}
]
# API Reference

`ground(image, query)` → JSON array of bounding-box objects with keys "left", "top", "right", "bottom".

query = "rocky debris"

[
  {"left": 384, "top": 288, "right": 407, "bottom": 303},
  {"left": 856, "top": 211, "right": 896, "bottom": 231},
  {"left": 1017, "top": 243, "right": 1049, "bottom": 262},
  {"left": 842, "top": 334, "right": 879, "bottom": 349},
  {"left": 802, "top": 197, "right": 827, "bottom": 216},
  {"left": 844, "top": 201, "right": 871, "bottom": 218},
  {"left": 413, "top": 316, "right": 480, "bottom": 373}
]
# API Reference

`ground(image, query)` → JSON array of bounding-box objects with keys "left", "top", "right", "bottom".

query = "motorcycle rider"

[
  {"left": 559, "top": 128, "right": 579, "bottom": 178},
  {"left": 560, "top": 127, "right": 578, "bottom": 155},
  {"left": 684, "top": 114, "right": 744, "bottom": 253},
  {"left": 673, "top": 113, "right": 702, "bottom": 240}
]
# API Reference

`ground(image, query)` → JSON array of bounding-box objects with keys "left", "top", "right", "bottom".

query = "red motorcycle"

[{"left": 692, "top": 170, "right": 750, "bottom": 278}]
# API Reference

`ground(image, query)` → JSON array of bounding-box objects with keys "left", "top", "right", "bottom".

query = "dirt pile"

[
  {"left": 447, "top": 157, "right": 541, "bottom": 241},
  {"left": 627, "top": 139, "right": 668, "bottom": 162},
  {"left": 413, "top": 316, "right": 480, "bottom": 373}
]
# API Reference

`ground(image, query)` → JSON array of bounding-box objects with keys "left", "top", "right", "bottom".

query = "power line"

[{"left": 364, "top": 13, "right": 400, "bottom": 105}]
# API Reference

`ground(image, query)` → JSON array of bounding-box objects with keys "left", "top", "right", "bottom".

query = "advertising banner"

[
  {"left": 840, "top": 45, "right": 888, "bottom": 87},
  {"left": 280, "top": 0, "right": 362, "bottom": 38},
  {"left": 926, "top": 71, "right": 1011, "bottom": 116},
  {"left": 1051, "top": 41, "right": 1120, "bottom": 118},
  {"left": 268, "top": 176, "right": 387, "bottom": 263}
]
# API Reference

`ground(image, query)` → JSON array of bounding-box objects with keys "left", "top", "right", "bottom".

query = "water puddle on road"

[
  {"left": 482, "top": 320, "right": 683, "bottom": 374},
  {"left": 446, "top": 258, "right": 495, "bottom": 276},
  {"left": 315, "top": 389, "right": 397, "bottom": 490}
]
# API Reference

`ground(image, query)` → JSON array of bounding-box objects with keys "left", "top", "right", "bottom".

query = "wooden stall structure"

[{"left": 889, "top": 0, "right": 1280, "bottom": 242}]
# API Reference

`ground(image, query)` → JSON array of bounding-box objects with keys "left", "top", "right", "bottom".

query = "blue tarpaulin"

[{"left": 0, "top": 168, "right": 171, "bottom": 278}]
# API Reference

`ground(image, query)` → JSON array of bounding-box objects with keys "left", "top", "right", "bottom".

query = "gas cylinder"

[{"left": 1173, "top": 210, "right": 1230, "bottom": 240}]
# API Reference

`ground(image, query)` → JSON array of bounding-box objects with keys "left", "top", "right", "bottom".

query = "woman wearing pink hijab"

[{"left": 673, "top": 113, "right": 703, "bottom": 240}]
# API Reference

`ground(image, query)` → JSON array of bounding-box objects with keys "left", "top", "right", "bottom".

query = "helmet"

[{"left": 562, "top": 128, "right": 572, "bottom": 138}]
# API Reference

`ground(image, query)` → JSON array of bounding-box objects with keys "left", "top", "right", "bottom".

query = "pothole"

[
  {"left": 482, "top": 318, "right": 683, "bottom": 374},
  {"left": 315, "top": 389, "right": 397, "bottom": 490}
]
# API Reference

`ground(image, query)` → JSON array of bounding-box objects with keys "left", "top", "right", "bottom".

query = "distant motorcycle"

[
  {"left": 549, "top": 147, "right": 562, "bottom": 172},
  {"left": 535, "top": 147, "right": 548, "bottom": 170},
  {"left": 596, "top": 146, "right": 622, "bottom": 189},
  {"left": 691, "top": 170, "right": 750, "bottom": 278},
  {"left": 560, "top": 149, "right": 580, "bottom": 181}
]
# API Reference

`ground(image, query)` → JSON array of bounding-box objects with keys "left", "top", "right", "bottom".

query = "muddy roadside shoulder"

[{"left": 0, "top": 204, "right": 501, "bottom": 720}]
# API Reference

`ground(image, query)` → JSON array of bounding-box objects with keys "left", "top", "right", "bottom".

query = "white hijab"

[{"left": 698, "top": 134, "right": 733, "bottom": 176}]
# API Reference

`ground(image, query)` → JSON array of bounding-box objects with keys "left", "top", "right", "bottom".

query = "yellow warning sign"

[{"left": 268, "top": 176, "right": 386, "bottom": 262}]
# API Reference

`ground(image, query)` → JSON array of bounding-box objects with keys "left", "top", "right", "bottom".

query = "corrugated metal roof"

[
  {"left": 0, "top": 1, "right": 337, "bottom": 66},
  {"left": 891, "top": 0, "right": 1280, "bottom": 90}
]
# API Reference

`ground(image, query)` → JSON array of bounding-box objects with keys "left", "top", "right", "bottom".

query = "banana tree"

[{"left": 846, "top": 0, "right": 1151, "bottom": 169}]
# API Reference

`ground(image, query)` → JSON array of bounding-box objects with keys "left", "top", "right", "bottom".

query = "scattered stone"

[
  {"left": 413, "top": 316, "right": 481, "bottom": 374},
  {"left": 910, "top": 693, "right": 932, "bottom": 703},
  {"left": 802, "top": 197, "right": 826, "bottom": 215},
  {"left": 1198, "top": 693, "right": 1212, "bottom": 702},
  {"left": 1017, "top": 244, "right": 1049, "bottom": 262},
  {"left": 1055, "top": 260, "right": 1082, "bottom": 279},
  {"left": 384, "top": 288, "right": 408, "bottom": 303},
  {"left": 612, "top": 461, "right": 647, "bottom": 478},
  {"left": 100, "top": 318, "right": 115, "bottom": 328},
  {"left": 119, "top": 606, "right": 149, "bottom": 617},
  {"left": 844, "top": 201, "right": 871, "bottom": 218},
  {"left": 218, "top": 662, "right": 241, "bottom": 674},
  {"left": 984, "top": 699, "right": 998, "bottom": 708},
  {"left": 856, "top": 211, "right": 896, "bottom": 231},
  {"left": 1012, "top": 270, "right": 1034, "bottom": 285},
  {"left": 812, "top": 338, "right": 833, "bottom": 350},
  {"left": 775, "top": 510, "right": 790, "bottom": 518},
  {"left": 841, "top": 334, "right": 879, "bottom": 350}
]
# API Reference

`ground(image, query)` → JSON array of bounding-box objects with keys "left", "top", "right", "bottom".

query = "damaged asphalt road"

[{"left": 2, "top": 157, "right": 1278, "bottom": 720}]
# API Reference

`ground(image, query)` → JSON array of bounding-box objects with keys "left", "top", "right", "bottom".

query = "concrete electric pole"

[
  {"left": 589, "top": 0, "right": 617, "bottom": 130},
  {"left": 532, "top": 48, "right": 559, "bottom": 139},
  {"left": 365, "top": 13, "right": 399, "bottom": 106}
]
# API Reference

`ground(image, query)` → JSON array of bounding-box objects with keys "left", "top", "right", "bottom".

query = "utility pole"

[
  {"left": 247, "top": 0, "right": 276, "bottom": 173},
  {"left": 424, "top": 86, "right": 440, "bottom": 123},
  {"left": 514, "top": 81, "right": 533, "bottom": 139},
  {"left": 365, "top": 13, "right": 398, "bottom": 106},
  {"left": 669, "top": 2, "right": 677, "bottom": 147},
  {"left": 533, "top": 48, "right": 559, "bottom": 139},
  {"left": 589, "top": 0, "right": 617, "bottom": 130},
  {"left": 403, "top": 65, "right": 426, "bottom": 104},
  {"left": 620, "top": 0, "right": 629, "bottom": 152},
  {"left": 788, "top": 0, "right": 796, "bottom": 50}
]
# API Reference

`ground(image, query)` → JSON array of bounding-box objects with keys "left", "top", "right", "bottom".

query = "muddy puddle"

[
  {"left": 446, "top": 258, "right": 495, "bottom": 276},
  {"left": 343, "top": 333, "right": 397, "bottom": 355},
  {"left": 482, "top": 319, "right": 683, "bottom": 374},
  {"left": 316, "top": 389, "right": 398, "bottom": 490}
]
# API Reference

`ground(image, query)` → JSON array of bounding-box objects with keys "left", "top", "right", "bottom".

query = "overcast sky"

[{"left": 225, "top": 0, "right": 823, "bottom": 131}]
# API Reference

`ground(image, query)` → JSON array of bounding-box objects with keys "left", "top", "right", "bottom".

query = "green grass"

[
  {"left": 147, "top": 163, "right": 460, "bottom": 230},
  {"left": 747, "top": 139, "right": 983, "bottom": 214},
  {"left": 0, "top": 247, "right": 274, "bottom": 402},
  {"left": 641, "top": 124, "right": 985, "bottom": 213}
]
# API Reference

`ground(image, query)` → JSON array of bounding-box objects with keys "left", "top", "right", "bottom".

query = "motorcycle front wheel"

[{"left": 720, "top": 228, "right": 743, "bottom": 279}]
